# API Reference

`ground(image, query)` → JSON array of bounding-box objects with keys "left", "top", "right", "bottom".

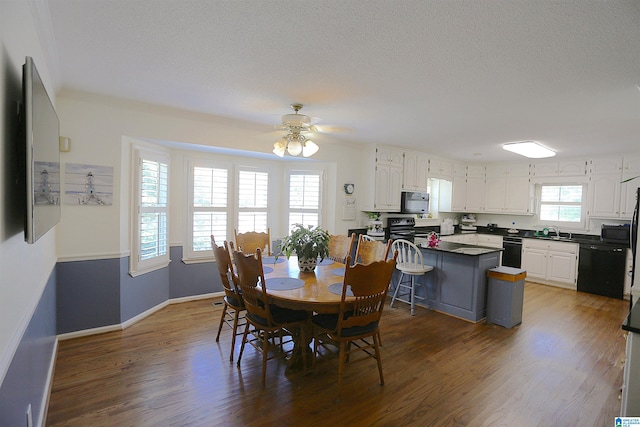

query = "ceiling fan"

[{"left": 272, "top": 103, "right": 320, "bottom": 158}]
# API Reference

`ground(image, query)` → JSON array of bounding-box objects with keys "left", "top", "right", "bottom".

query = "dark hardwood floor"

[{"left": 46, "top": 282, "right": 629, "bottom": 426}]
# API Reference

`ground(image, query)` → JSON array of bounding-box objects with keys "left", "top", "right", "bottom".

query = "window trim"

[
  {"left": 286, "top": 168, "right": 324, "bottom": 232},
  {"left": 130, "top": 145, "right": 171, "bottom": 277},
  {"left": 185, "top": 159, "right": 232, "bottom": 261},
  {"left": 535, "top": 182, "right": 587, "bottom": 230},
  {"left": 236, "top": 166, "right": 270, "bottom": 234}
]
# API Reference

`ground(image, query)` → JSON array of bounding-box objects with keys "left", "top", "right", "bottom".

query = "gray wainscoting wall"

[{"left": 0, "top": 268, "right": 56, "bottom": 427}]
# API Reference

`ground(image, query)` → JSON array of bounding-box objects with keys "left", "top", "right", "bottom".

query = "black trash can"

[{"left": 487, "top": 266, "right": 526, "bottom": 328}]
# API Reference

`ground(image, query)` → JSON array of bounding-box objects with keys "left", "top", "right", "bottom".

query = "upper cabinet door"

[
  {"left": 376, "top": 146, "right": 404, "bottom": 166},
  {"left": 590, "top": 157, "right": 623, "bottom": 175}
]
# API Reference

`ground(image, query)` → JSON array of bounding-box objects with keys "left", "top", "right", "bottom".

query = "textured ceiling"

[{"left": 43, "top": 0, "right": 640, "bottom": 162}]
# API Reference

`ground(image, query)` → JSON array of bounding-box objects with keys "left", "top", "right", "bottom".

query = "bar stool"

[{"left": 390, "top": 239, "right": 434, "bottom": 315}]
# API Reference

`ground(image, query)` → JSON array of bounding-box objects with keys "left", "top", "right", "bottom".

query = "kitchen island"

[{"left": 410, "top": 241, "right": 502, "bottom": 322}]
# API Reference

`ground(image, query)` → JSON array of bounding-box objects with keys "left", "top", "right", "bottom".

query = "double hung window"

[
  {"left": 188, "top": 163, "right": 229, "bottom": 259},
  {"left": 131, "top": 148, "right": 170, "bottom": 276},
  {"left": 237, "top": 169, "right": 269, "bottom": 233},
  {"left": 537, "top": 184, "right": 586, "bottom": 227},
  {"left": 287, "top": 171, "right": 322, "bottom": 232}
]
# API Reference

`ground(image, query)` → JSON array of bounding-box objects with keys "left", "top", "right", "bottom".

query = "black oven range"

[{"left": 387, "top": 217, "right": 419, "bottom": 242}]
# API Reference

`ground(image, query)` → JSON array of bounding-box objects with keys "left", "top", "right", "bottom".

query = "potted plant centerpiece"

[{"left": 279, "top": 224, "right": 330, "bottom": 272}]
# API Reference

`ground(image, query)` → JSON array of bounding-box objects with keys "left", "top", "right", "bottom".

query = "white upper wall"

[
  {"left": 55, "top": 91, "right": 366, "bottom": 259},
  {"left": 0, "top": 0, "right": 59, "bottom": 384}
]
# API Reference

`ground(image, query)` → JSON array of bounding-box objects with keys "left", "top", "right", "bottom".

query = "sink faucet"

[{"left": 547, "top": 226, "right": 560, "bottom": 237}]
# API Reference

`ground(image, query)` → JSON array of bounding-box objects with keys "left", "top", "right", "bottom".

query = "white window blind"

[
  {"left": 131, "top": 148, "right": 170, "bottom": 276},
  {"left": 237, "top": 170, "right": 268, "bottom": 233},
  {"left": 288, "top": 171, "right": 321, "bottom": 232},
  {"left": 539, "top": 184, "right": 585, "bottom": 224},
  {"left": 191, "top": 166, "right": 228, "bottom": 253}
]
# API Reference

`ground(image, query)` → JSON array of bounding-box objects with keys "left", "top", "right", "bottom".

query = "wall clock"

[{"left": 344, "top": 183, "right": 355, "bottom": 194}]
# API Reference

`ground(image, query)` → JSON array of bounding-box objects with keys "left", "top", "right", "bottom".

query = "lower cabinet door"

[{"left": 522, "top": 248, "right": 546, "bottom": 279}]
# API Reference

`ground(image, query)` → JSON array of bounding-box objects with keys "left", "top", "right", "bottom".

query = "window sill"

[
  {"left": 129, "top": 259, "right": 171, "bottom": 277},
  {"left": 182, "top": 257, "right": 215, "bottom": 265}
]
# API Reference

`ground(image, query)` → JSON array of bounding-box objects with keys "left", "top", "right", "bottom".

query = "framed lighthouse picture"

[{"left": 64, "top": 163, "right": 113, "bottom": 205}]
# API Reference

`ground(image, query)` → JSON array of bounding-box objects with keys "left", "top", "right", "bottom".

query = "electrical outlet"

[{"left": 26, "top": 404, "right": 32, "bottom": 427}]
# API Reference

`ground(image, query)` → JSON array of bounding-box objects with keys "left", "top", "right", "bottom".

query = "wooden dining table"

[
  {"left": 259, "top": 255, "right": 353, "bottom": 371},
  {"left": 260, "top": 255, "right": 353, "bottom": 313}
]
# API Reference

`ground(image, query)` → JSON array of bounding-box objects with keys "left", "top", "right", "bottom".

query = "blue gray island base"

[{"left": 405, "top": 242, "right": 502, "bottom": 323}]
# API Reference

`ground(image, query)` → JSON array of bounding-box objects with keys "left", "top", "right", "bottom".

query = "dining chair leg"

[
  {"left": 229, "top": 309, "right": 241, "bottom": 362},
  {"left": 215, "top": 302, "right": 228, "bottom": 342},
  {"left": 337, "top": 341, "right": 347, "bottom": 398},
  {"left": 373, "top": 332, "right": 384, "bottom": 386},
  {"left": 390, "top": 272, "right": 404, "bottom": 308},
  {"left": 236, "top": 322, "right": 250, "bottom": 366},
  {"left": 261, "top": 330, "right": 269, "bottom": 387}
]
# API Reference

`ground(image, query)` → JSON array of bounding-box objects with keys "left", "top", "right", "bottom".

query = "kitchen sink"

[{"left": 534, "top": 236, "right": 574, "bottom": 242}]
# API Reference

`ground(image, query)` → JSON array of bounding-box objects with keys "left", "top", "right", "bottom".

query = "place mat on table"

[
  {"left": 262, "top": 256, "right": 285, "bottom": 265},
  {"left": 328, "top": 282, "right": 353, "bottom": 297},
  {"left": 262, "top": 266, "right": 274, "bottom": 274},
  {"left": 331, "top": 267, "right": 345, "bottom": 276},
  {"left": 264, "top": 277, "right": 305, "bottom": 291},
  {"left": 317, "top": 258, "right": 335, "bottom": 266}
]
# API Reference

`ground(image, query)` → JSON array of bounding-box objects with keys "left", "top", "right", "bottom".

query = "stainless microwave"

[
  {"left": 400, "top": 191, "right": 429, "bottom": 214},
  {"left": 601, "top": 224, "right": 630, "bottom": 244}
]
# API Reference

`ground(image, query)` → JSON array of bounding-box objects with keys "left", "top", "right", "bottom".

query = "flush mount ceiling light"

[
  {"left": 272, "top": 104, "right": 319, "bottom": 158},
  {"left": 502, "top": 140, "right": 556, "bottom": 159}
]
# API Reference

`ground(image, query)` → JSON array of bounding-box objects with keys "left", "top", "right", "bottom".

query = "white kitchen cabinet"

[
  {"left": 466, "top": 164, "right": 485, "bottom": 177},
  {"left": 465, "top": 176, "right": 485, "bottom": 212},
  {"left": 428, "top": 156, "right": 453, "bottom": 179},
  {"left": 376, "top": 146, "right": 404, "bottom": 166},
  {"left": 621, "top": 155, "right": 640, "bottom": 219},
  {"left": 484, "top": 163, "right": 531, "bottom": 214},
  {"left": 532, "top": 160, "right": 587, "bottom": 177},
  {"left": 589, "top": 173, "right": 622, "bottom": 218},
  {"left": 451, "top": 175, "right": 467, "bottom": 212},
  {"left": 590, "top": 157, "right": 623, "bottom": 175},
  {"left": 403, "top": 150, "right": 429, "bottom": 191},
  {"left": 451, "top": 164, "right": 485, "bottom": 213},
  {"left": 453, "top": 162, "right": 466, "bottom": 177},
  {"left": 522, "top": 239, "right": 578, "bottom": 289},
  {"left": 589, "top": 155, "right": 639, "bottom": 219},
  {"left": 374, "top": 163, "right": 403, "bottom": 211},
  {"left": 364, "top": 145, "right": 404, "bottom": 211}
]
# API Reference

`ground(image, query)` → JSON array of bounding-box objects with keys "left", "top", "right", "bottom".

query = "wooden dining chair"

[
  {"left": 234, "top": 228, "right": 271, "bottom": 255},
  {"left": 232, "top": 247, "right": 309, "bottom": 386},
  {"left": 328, "top": 233, "right": 356, "bottom": 264},
  {"left": 354, "top": 235, "right": 392, "bottom": 265},
  {"left": 211, "top": 236, "right": 246, "bottom": 362},
  {"left": 312, "top": 253, "right": 397, "bottom": 397}
]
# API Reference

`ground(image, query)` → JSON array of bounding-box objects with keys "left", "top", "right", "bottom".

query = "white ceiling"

[{"left": 43, "top": 0, "right": 640, "bottom": 162}]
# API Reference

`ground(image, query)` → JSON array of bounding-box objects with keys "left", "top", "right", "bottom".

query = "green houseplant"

[{"left": 279, "top": 224, "right": 330, "bottom": 272}]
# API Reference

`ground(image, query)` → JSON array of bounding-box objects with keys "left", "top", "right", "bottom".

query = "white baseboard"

[
  {"left": 39, "top": 338, "right": 58, "bottom": 427},
  {"left": 58, "top": 292, "right": 225, "bottom": 341}
]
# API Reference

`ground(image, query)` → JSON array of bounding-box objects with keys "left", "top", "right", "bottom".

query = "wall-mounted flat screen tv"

[{"left": 23, "top": 56, "right": 60, "bottom": 244}]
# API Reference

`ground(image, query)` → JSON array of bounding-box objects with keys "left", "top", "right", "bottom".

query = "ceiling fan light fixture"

[
  {"left": 302, "top": 140, "right": 319, "bottom": 157},
  {"left": 273, "top": 139, "right": 286, "bottom": 157},
  {"left": 272, "top": 103, "right": 320, "bottom": 158},
  {"left": 287, "top": 139, "right": 303, "bottom": 156},
  {"left": 502, "top": 140, "right": 556, "bottom": 159}
]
